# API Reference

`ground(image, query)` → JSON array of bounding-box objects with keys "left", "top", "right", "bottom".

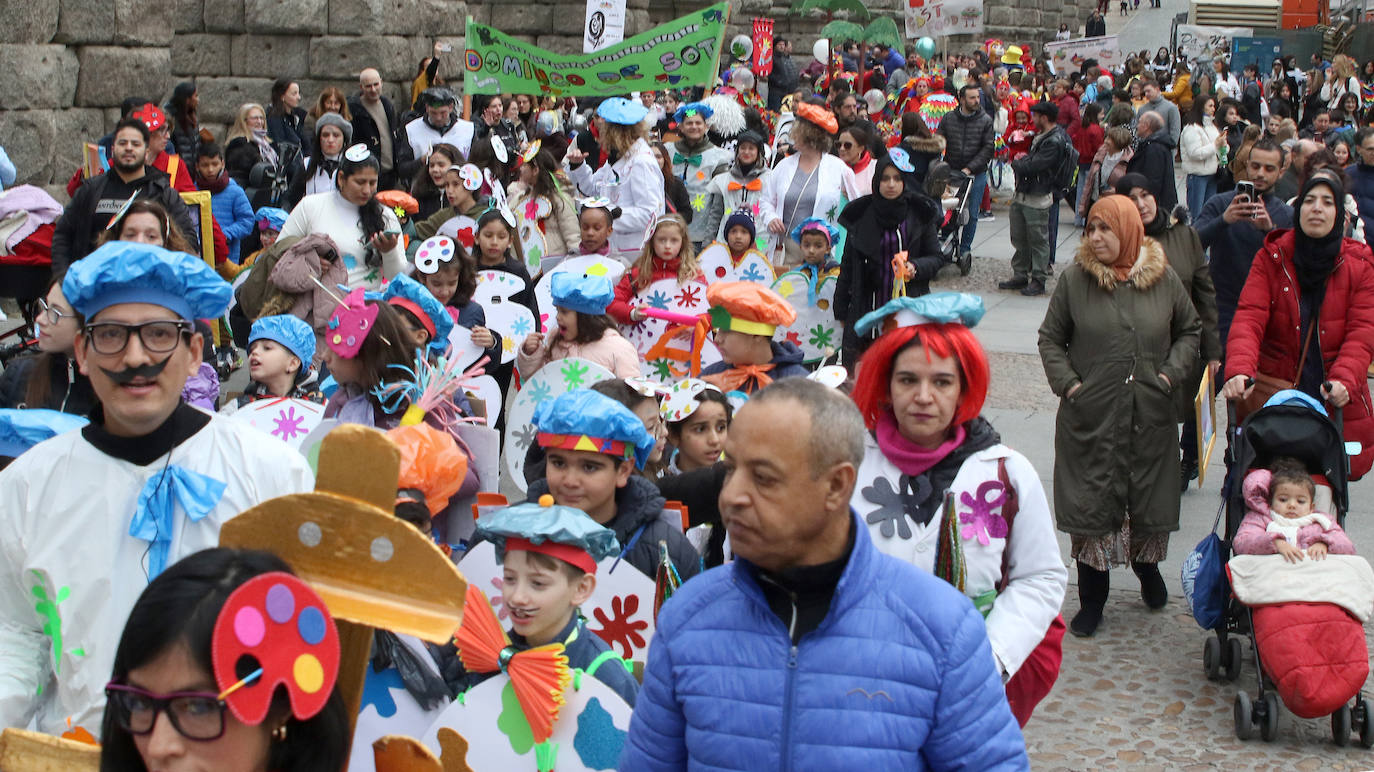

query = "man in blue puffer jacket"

[{"left": 620, "top": 379, "right": 1028, "bottom": 771}]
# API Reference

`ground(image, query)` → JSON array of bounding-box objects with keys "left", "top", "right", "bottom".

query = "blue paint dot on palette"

[{"left": 297, "top": 606, "right": 327, "bottom": 645}]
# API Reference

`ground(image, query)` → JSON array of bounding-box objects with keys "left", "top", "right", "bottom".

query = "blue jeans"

[
  {"left": 958, "top": 172, "right": 988, "bottom": 255},
  {"left": 1186, "top": 174, "right": 1216, "bottom": 224}
]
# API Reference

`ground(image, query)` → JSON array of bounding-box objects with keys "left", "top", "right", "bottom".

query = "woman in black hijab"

[{"left": 835, "top": 150, "right": 944, "bottom": 367}]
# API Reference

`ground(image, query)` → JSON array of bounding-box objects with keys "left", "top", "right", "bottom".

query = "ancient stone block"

[
  {"left": 205, "top": 0, "right": 245, "bottom": 32},
  {"left": 0, "top": 110, "right": 58, "bottom": 186},
  {"left": 244, "top": 0, "right": 328, "bottom": 34},
  {"left": 535, "top": 35, "right": 586, "bottom": 56},
  {"left": 627, "top": 9, "right": 653, "bottom": 35},
  {"left": 414, "top": 0, "right": 465, "bottom": 36},
  {"left": 51, "top": 107, "right": 107, "bottom": 182},
  {"left": 310, "top": 35, "right": 414, "bottom": 82},
  {"left": 0, "top": 2, "right": 58, "bottom": 44},
  {"left": 985, "top": 5, "right": 1016, "bottom": 27},
  {"left": 483, "top": 4, "right": 552, "bottom": 34},
  {"left": 230, "top": 34, "right": 311, "bottom": 78},
  {"left": 172, "top": 34, "right": 232, "bottom": 75},
  {"left": 329, "top": 0, "right": 421, "bottom": 35},
  {"left": 0, "top": 45, "right": 79, "bottom": 110},
  {"left": 74, "top": 47, "right": 172, "bottom": 108},
  {"left": 193, "top": 77, "right": 275, "bottom": 124},
  {"left": 175, "top": 0, "right": 205, "bottom": 32},
  {"left": 55, "top": 0, "right": 117, "bottom": 44},
  {"left": 114, "top": 0, "right": 175, "bottom": 46}
]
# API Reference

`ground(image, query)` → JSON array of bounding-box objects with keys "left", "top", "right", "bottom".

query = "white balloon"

[{"left": 813, "top": 38, "right": 829, "bottom": 63}]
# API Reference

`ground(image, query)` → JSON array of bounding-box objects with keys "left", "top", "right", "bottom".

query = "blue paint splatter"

[
  {"left": 645, "top": 290, "right": 670, "bottom": 310},
  {"left": 573, "top": 697, "right": 627, "bottom": 769},
  {"left": 511, "top": 315, "right": 533, "bottom": 337},
  {"left": 740, "top": 264, "right": 765, "bottom": 283},
  {"left": 360, "top": 666, "right": 404, "bottom": 718}
]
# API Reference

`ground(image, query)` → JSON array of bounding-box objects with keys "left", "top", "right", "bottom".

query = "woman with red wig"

[{"left": 849, "top": 292, "right": 1067, "bottom": 728}]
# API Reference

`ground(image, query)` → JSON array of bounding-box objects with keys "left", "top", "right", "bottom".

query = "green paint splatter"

[
  {"left": 30, "top": 571, "right": 80, "bottom": 684},
  {"left": 496, "top": 679, "right": 535, "bottom": 754}
]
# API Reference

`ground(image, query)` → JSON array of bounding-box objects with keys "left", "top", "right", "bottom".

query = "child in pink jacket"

[
  {"left": 516, "top": 272, "right": 641, "bottom": 379},
  {"left": 1233, "top": 457, "right": 1357, "bottom": 563}
]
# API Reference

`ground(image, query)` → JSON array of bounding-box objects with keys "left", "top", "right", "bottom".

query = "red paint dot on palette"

[{"left": 715, "top": 267, "right": 727, "bottom": 278}]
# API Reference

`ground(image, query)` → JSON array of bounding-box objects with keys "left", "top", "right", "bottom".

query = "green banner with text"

[{"left": 463, "top": 2, "right": 729, "bottom": 97}]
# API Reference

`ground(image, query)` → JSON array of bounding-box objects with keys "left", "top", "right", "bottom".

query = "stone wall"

[{"left": 0, "top": 0, "right": 1079, "bottom": 193}]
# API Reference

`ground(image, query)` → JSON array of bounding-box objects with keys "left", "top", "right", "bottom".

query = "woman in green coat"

[
  {"left": 1038, "top": 195, "right": 1202, "bottom": 638},
  {"left": 1116, "top": 173, "right": 1222, "bottom": 491}
]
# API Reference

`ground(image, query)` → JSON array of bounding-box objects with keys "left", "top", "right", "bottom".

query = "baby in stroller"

[{"left": 1232, "top": 457, "right": 1356, "bottom": 563}]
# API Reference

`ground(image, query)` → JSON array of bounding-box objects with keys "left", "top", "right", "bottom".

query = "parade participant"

[
  {"left": 518, "top": 272, "right": 640, "bottom": 379},
  {"left": 404, "top": 88, "right": 474, "bottom": 164},
  {"left": 649, "top": 141, "right": 694, "bottom": 223},
  {"left": 131, "top": 103, "right": 196, "bottom": 193},
  {"left": 286, "top": 113, "right": 351, "bottom": 207},
  {"left": 701, "top": 129, "right": 768, "bottom": 244},
  {"left": 575, "top": 199, "right": 617, "bottom": 256},
  {"left": 669, "top": 102, "right": 732, "bottom": 248},
  {"left": 791, "top": 217, "right": 840, "bottom": 272},
  {"left": 382, "top": 273, "right": 454, "bottom": 353},
  {"left": 1038, "top": 196, "right": 1201, "bottom": 637},
  {"left": 413, "top": 164, "right": 489, "bottom": 243},
  {"left": 850, "top": 292, "right": 1067, "bottom": 726},
  {"left": 1001, "top": 102, "right": 1035, "bottom": 161},
  {"left": 895, "top": 112, "right": 945, "bottom": 184},
  {"left": 349, "top": 68, "right": 409, "bottom": 191},
  {"left": 0, "top": 242, "right": 315, "bottom": 736},
  {"left": 759, "top": 100, "right": 858, "bottom": 268},
  {"left": 566, "top": 97, "right": 665, "bottom": 259},
  {"left": 608, "top": 214, "right": 702, "bottom": 324},
  {"left": 409, "top": 142, "right": 461, "bottom": 222},
  {"left": 95, "top": 199, "right": 198, "bottom": 256},
  {"left": 220, "top": 315, "right": 324, "bottom": 415},
  {"left": 620, "top": 378, "right": 1028, "bottom": 770},
  {"left": 836, "top": 124, "right": 877, "bottom": 197},
  {"left": 0, "top": 273, "right": 95, "bottom": 415},
  {"left": 700, "top": 281, "right": 807, "bottom": 395},
  {"left": 459, "top": 496, "right": 639, "bottom": 706},
  {"left": 938, "top": 85, "right": 996, "bottom": 264},
  {"left": 410, "top": 238, "right": 502, "bottom": 365},
  {"left": 99, "top": 548, "right": 349, "bottom": 772},
  {"left": 507, "top": 148, "right": 580, "bottom": 258},
  {"left": 660, "top": 379, "right": 730, "bottom": 475},
  {"left": 193, "top": 143, "right": 255, "bottom": 267},
  {"left": 278, "top": 144, "right": 406, "bottom": 291},
  {"left": 524, "top": 389, "right": 702, "bottom": 581}
]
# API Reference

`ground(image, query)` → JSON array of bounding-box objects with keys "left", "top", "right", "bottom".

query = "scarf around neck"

[{"left": 250, "top": 128, "right": 278, "bottom": 167}]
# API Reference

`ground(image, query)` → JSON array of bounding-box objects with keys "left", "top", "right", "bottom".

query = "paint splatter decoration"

[
  {"left": 325, "top": 287, "right": 379, "bottom": 359},
  {"left": 211, "top": 572, "right": 340, "bottom": 725},
  {"left": 521, "top": 139, "right": 542, "bottom": 163},
  {"left": 490, "top": 135, "right": 509, "bottom": 164},
  {"left": 658, "top": 378, "right": 721, "bottom": 423},
  {"left": 457, "top": 164, "right": 483, "bottom": 191},
  {"left": 345, "top": 143, "right": 372, "bottom": 163},
  {"left": 414, "top": 235, "right": 458, "bottom": 275}
]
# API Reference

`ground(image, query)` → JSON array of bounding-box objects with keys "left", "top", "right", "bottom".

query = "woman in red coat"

[{"left": 1222, "top": 171, "right": 1374, "bottom": 478}]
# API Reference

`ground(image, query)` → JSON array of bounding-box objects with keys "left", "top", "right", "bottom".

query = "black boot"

[
  {"left": 1133, "top": 561, "right": 1167, "bottom": 610},
  {"left": 1070, "top": 563, "right": 1109, "bottom": 637},
  {"left": 1179, "top": 459, "right": 1199, "bottom": 493}
]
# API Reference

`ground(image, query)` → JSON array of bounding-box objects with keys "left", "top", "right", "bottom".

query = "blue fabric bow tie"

[{"left": 130, "top": 466, "right": 227, "bottom": 580}]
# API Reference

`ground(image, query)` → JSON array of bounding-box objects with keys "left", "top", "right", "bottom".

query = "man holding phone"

[{"left": 1194, "top": 139, "right": 1292, "bottom": 353}]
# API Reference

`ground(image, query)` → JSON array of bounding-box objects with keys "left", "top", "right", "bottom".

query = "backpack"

[{"left": 1052, "top": 129, "right": 1080, "bottom": 195}]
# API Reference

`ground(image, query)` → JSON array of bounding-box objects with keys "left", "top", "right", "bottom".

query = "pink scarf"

[{"left": 875, "top": 411, "right": 965, "bottom": 477}]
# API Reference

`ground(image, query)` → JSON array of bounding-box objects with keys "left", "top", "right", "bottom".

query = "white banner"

[
  {"left": 584, "top": 0, "right": 627, "bottom": 53},
  {"left": 904, "top": 0, "right": 985, "bottom": 39},
  {"left": 1176, "top": 24, "right": 1253, "bottom": 63},
  {"left": 1045, "top": 35, "right": 1122, "bottom": 74}
]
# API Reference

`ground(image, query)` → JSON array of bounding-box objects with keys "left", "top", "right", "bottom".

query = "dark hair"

[
  {"left": 957, "top": 84, "right": 981, "bottom": 100},
  {"left": 119, "top": 97, "right": 149, "bottom": 119},
  {"left": 337, "top": 150, "right": 387, "bottom": 241},
  {"left": 524, "top": 150, "right": 566, "bottom": 205},
  {"left": 97, "top": 199, "right": 195, "bottom": 256},
  {"left": 353, "top": 302, "right": 416, "bottom": 391},
  {"left": 560, "top": 311, "right": 615, "bottom": 345},
  {"left": 410, "top": 142, "right": 465, "bottom": 202},
  {"left": 578, "top": 204, "right": 616, "bottom": 229},
  {"left": 1268, "top": 100, "right": 1291, "bottom": 120},
  {"left": 1185, "top": 95, "right": 1214, "bottom": 127},
  {"left": 167, "top": 82, "right": 198, "bottom": 133},
  {"left": 99, "top": 548, "right": 349, "bottom": 772},
  {"left": 1269, "top": 457, "right": 1315, "bottom": 498},
  {"left": 196, "top": 142, "right": 223, "bottom": 160},
  {"left": 837, "top": 124, "right": 870, "bottom": 156},
  {"left": 24, "top": 271, "right": 83, "bottom": 409},
  {"left": 899, "top": 111, "right": 933, "bottom": 140},
  {"left": 1081, "top": 102, "right": 1103, "bottom": 129},
  {"left": 665, "top": 388, "right": 733, "bottom": 437},
  {"left": 475, "top": 209, "right": 522, "bottom": 264},
  {"left": 268, "top": 78, "right": 296, "bottom": 116},
  {"left": 113, "top": 117, "right": 151, "bottom": 145},
  {"left": 417, "top": 242, "right": 478, "bottom": 307},
  {"left": 1300, "top": 149, "right": 1350, "bottom": 191},
  {"left": 1249, "top": 137, "right": 1285, "bottom": 163}
]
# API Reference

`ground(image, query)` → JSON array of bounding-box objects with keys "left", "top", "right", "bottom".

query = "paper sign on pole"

[
  {"left": 904, "top": 0, "right": 984, "bottom": 39},
  {"left": 1176, "top": 24, "right": 1253, "bottom": 63},
  {"left": 583, "top": 0, "right": 627, "bottom": 53},
  {"left": 1045, "top": 36, "right": 1122, "bottom": 73}
]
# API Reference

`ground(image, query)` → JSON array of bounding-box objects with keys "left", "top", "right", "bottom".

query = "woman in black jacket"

[
  {"left": 835, "top": 155, "right": 943, "bottom": 367},
  {"left": 267, "top": 78, "right": 309, "bottom": 156},
  {"left": 0, "top": 273, "right": 95, "bottom": 417}
]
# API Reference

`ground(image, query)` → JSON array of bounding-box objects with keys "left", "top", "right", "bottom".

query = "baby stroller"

[
  {"left": 1200, "top": 389, "right": 1374, "bottom": 745},
  {"left": 923, "top": 161, "right": 973, "bottom": 277}
]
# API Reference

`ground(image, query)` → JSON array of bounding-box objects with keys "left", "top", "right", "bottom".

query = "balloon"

[
  {"left": 731, "top": 34, "right": 752, "bottom": 61},
  {"left": 813, "top": 39, "right": 829, "bottom": 63},
  {"left": 915, "top": 37, "right": 936, "bottom": 60}
]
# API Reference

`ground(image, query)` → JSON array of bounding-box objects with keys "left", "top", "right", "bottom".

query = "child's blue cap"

[
  {"left": 790, "top": 217, "right": 840, "bottom": 247},
  {"left": 255, "top": 207, "right": 289, "bottom": 231},
  {"left": 853, "top": 292, "right": 985, "bottom": 337},
  {"left": 550, "top": 272, "right": 614, "bottom": 316},
  {"left": 63, "top": 241, "right": 233, "bottom": 323},
  {"left": 0, "top": 409, "right": 88, "bottom": 457},
  {"left": 533, "top": 389, "right": 656, "bottom": 470},
  {"left": 596, "top": 97, "right": 649, "bottom": 126},
  {"left": 476, "top": 494, "right": 621, "bottom": 575},
  {"left": 378, "top": 274, "right": 454, "bottom": 352},
  {"left": 673, "top": 102, "right": 715, "bottom": 124},
  {"left": 248, "top": 314, "right": 316, "bottom": 366}
]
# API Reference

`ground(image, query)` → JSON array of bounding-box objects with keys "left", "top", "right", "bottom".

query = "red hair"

[{"left": 851, "top": 323, "right": 990, "bottom": 431}]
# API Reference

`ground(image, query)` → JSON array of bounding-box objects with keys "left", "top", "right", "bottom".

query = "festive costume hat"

[
  {"left": 389, "top": 423, "right": 468, "bottom": 516},
  {"left": 376, "top": 190, "right": 419, "bottom": 220},
  {"left": 64, "top": 241, "right": 232, "bottom": 322},
  {"left": 475, "top": 494, "right": 620, "bottom": 576},
  {"left": 853, "top": 292, "right": 985, "bottom": 337},
  {"left": 596, "top": 97, "right": 648, "bottom": 126},
  {"left": 380, "top": 273, "right": 454, "bottom": 350},
  {"left": 673, "top": 101, "right": 715, "bottom": 124},
  {"left": 658, "top": 378, "right": 722, "bottom": 423},
  {"left": 255, "top": 206, "right": 289, "bottom": 232},
  {"left": 723, "top": 210, "right": 757, "bottom": 241},
  {"left": 131, "top": 103, "right": 166, "bottom": 132},
  {"left": 324, "top": 287, "right": 379, "bottom": 359},
  {"left": 794, "top": 102, "right": 838, "bottom": 134},
  {"left": 549, "top": 272, "right": 614, "bottom": 316},
  {"left": 706, "top": 281, "right": 797, "bottom": 337},
  {"left": 249, "top": 314, "right": 316, "bottom": 365},
  {"left": 789, "top": 217, "right": 840, "bottom": 247},
  {"left": 532, "top": 389, "right": 656, "bottom": 470}
]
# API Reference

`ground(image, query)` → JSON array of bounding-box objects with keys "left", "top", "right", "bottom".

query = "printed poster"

[
  {"left": 905, "top": 0, "right": 984, "bottom": 39},
  {"left": 1045, "top": 35, "right": 1122, "bottom": 73},
  {"left": 583, "top": 0, "right": 626, "bottom": 53}
]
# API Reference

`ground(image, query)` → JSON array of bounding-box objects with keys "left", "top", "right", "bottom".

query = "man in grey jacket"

[
  {"left": 938, "top": 85, "right": 996, "bottom": 262},
  {"left": 1136, "top": 77, "right": 1181, "bottom": 148},
  {"left": 1000, "top": 102, "right": 1072, "bottom": 297}
]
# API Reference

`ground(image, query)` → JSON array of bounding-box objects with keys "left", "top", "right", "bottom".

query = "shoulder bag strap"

[{"left": 995, "top": 457, "right": 1020, "bottom": 593}]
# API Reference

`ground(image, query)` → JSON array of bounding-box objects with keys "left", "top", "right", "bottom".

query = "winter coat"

[
  {"left": 1223, "top": 230, "right": 1374, "bottom": 479},
  {"left": 1125, "top": 133, "right": 1178, "bottom": 212},
  {"left": 937, "top": 107, "right": 996, "bottom": 175},
  {"left": 898, "top": 134, "right": 945, "bottom": 186},
  {"left": 618, "top": 511, "right": 1029, "bottom": 771},
  {"left": 1149, "top": 209, "right": 1222, "bottom": 420},
  {"left": 1350, "top": 162, "right": 1374, "bottom": 246},
  {"left": 835, "top": 192, "right": 943, "bottom": 358},
  {"left": 1195, "top": 190, "right": 1294, "bottom": 344},
  {"left": 267, "top": 107, "right": 309, "bottom": 157},
  {"left": 1038, "top": 237, "right": 1202, "bottom": 536},
  {"left": 346, "top": 94, "right": 411, "bottom": 173},
  {"left": 506, "top": 181, "right": 580, "bottom": 259},
  {"left": 526, "top": 476, "right": 702, "bottom": 582},
  {"left": 607, "top": 256, "right": 699, "bottom": 325},
  {"left": 224, "top": 136, "right": 269, "bottom": 190},
  {"left": 264, "top": 234, "right": 348, "bottom": 365},
  {"left": 516, "top": 327, "right": 642, "bottom": 380},
  {"left": 0, "top": 354, "right": 96, "bottom": 416},
  {"left": 1136, "top": 97, "right": 1181, "bottom": 148},
  {"left": 700, "top": 340, "right": 809, "bottom": 393},
  {"left": 702, "top": 162, "right": 770, "bottom": 242},
  {"left": 1077, "top": 145, "right": 1134, "bottom": 219},
  {"left": 1179, "top": 122, "right": 1221, "bottom": 177},
  {"left": 1012, "top": 125, "right": 1072, "bottom": 197},
  {"left": 1232, "top": 468, "right": 1357, "bottom": 556},
  {"left": 210, "top": 178, "right": 256, "bottom": 264},
  {"left": 50, "top": 167, "right": 198, "bottom": 272}
]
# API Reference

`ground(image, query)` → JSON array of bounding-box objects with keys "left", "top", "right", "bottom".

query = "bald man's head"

[
  {"left": 359, "top": 68, "right": 383, "bottom": 103},
  {"left": 1137, "top": 111, "right": 1162, "bottom": 137}
]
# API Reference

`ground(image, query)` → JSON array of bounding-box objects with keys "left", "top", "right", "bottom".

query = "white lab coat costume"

[
  {"left": 405, "top": 116, "right": 475, "bottom": 160},
  {"left": 670, "top": 142, "right": 732, "bottom": 245},
  {"left": 299, "top": 155, "right": 340, "bottom": 198},
  {"left": 0, "top": 414, "right": 314, "bottom": 737},
  {"left": 568, "top": 137, "right": 665, "bottom": 261},
  {"left": 758, "top": 153, "right": 858, "bottom": 266},
  {"left": 852, "top": 437, "right": 1067, "bottom": 679}
]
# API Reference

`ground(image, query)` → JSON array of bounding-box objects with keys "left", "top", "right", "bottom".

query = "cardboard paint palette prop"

[
  {"left": 0, "top": 728, "right": 99, "bottom": 772},
  {"left": 438, "top": 215, "right": 479, "bottom": 251},
  {"left": 457, "top": 540, "right": 658, "bottom": 666},
  {"left": 618, "top": 278, "right": 722, "bottom": 383},
  {"left": 231, "top": 397, "right": 328, "bottom": 449},
  {"left": 445, "top": 325, "right": 503, "bottom": 420},
  {"left": 474, "top": 270, "right": 538, "bottom": 365},
  {"left": 501, "top": 358, "right": 615, "bottom": 493},
  {"left": 696, "top": 242, "right": 776, "bottom": 286},
  {"left": 533, "top": 255, "right": 627, "bottom": 332},
  {"left": 515, "top": 196, "right": 550, "bottom": 275},
  {"left": 771, "top": 268, "right": 841, "bottom": 363},
  {"left": 218, "top": 424, "right": 468, "bottom": 742}
]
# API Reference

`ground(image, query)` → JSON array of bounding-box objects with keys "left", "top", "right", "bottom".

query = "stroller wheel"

[
  {"left": 957, "top": 251, "right": 972, "bottom": 276},
  {"left": 1260, "top": 692, "right": 1280, "bottom": 742},
  {"left": 1234, "top": 691, "right": 1254, "bottom": 740},
  {"left": 1203, "top": 636, "right": 1221, "bottom": 680},
  {"left": 1225, "top": 637, "right": 1244, "bottom": 682},
  {"left": 1359, "top": 697, "right": 1374, "bottom": 748},
  {"left": 1334, "top": 705, "right": 1352, "bottom": 746}
]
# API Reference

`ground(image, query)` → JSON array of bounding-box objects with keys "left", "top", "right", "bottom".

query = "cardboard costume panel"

[
  {"left": 474, "top": 270, "right": 538, "bottom": 365},
  {"left": 231, "top": 397, "right": 328, "bottom": 449},
  {"left": 501, "top": 358, "right": 616, "bottom": 493},
  {"left": 696, "top": 242, "right": 775, "bottom": 286},
  {"left": 515, "top": 196, "right": 551, "bottom": 275},
  {"left": 437, "top": 215, "right": 479, "bottom": 252},
  {"left": 349, "top": 634, "right": 450, "bottom": 772},
  {"left": 771, "top": 268, "right": 840, "bottom": 363},
  {"left": 533, "top": 255, "right": 628, "bottom": 333},
  {"left": 617, "top": 278, "right": 721, "bottom": 383}
]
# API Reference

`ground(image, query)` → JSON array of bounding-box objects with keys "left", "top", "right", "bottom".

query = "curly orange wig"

[{"left": 851, "top": 323, "right": 990, "bottom": 431}]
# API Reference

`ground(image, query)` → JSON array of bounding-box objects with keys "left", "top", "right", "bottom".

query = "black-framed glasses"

[
  {"left": 104, "top": 684, "right": 228, "bottom": 741},
  {"left": 35, "top": 298, "right": 75, "bottom": 326},
  {"left": 84, "top": 320, "right": 191, "bottom": 355}
]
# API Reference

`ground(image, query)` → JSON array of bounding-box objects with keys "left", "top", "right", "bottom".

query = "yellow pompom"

[{"left": 538, "top": 494, "right": 555, "bottom": 507}]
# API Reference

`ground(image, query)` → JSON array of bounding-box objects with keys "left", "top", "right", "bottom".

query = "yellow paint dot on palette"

[
  {"left": 294, "top": 653, "right": 324, "bottom": 693},
  {"left": 586, "top": 263, "right": 609, "bottom": 276}
]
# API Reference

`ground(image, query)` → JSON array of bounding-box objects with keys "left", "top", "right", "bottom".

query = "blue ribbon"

[
  {"left": 130, "top": 465, "right": 227, "bottom": 579},
  {"left": 799, "top": 263, "right": 821, "bottom": 307}
]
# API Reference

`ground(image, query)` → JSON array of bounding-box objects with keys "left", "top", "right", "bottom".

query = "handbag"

[
  {"left": 1235, "top": 320, "right": 1316, "bottom": 420},
  {"left": 1181, "top": 500, "right": 1229, "bottom": 630}
]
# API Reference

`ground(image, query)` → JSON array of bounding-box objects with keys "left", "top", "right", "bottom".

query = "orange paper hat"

[
  {"left": 388, "top": 424, "right": 468, "bottom": 516},
  {"left": 795, "top": 102, "right": 838, "bottom": 134},
  {"left": 707, "top": 281, "right": 797, "bottom": 337}
]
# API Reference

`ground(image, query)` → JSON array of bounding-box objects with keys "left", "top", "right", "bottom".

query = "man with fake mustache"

[{"left": 0, "top": 241, "right": 314, "bottom": 739}]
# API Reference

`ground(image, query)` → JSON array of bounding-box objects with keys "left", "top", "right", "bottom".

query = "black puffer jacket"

[
  {"left": 1012, "top": 125, "right": 1072, "bottom": 197},
  {"left": 50, "top": 167, "right": 198, "bottom": 272},
  {"left": 936, "top": 107, "right": 994, "bottom": 174},
  {"left": 526, "top": 475, "right": 702, "bottom": 581},
  {"left": 0, "top": 353, "right": 96, "bottom": 416}
]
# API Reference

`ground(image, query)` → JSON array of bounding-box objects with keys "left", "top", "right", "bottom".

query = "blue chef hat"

[
  {"left": 254, "top": 206, "right": 289, "bottom": 232},
  {"left": 550, "top": 272, "right": 614, "bottom": 316},
  {"left": 475, "top": 497, "right": 621, "bottom": 575},
  {"left": 63, "top": 241, "right": 233, "bottom": 323},
  {"left": 853, "top": 292, "right": 986, "bottom": 338},
  {"left": 377, "top": 274, "right": 454, "bottom": 352},
  {"left": 0, "top": 409, "right": 89, "bottom": 458},
  {"left": 673, "top": 102, "right": 715, "bottom": 124},
  {"left": 596, "top": 97, "right": 649, "bottom": 126},
  {"left": 533, "top": 389, "right": 656, "bottom": 470},
  {"left": 248, "top": 314, "right": 317, "bottom": 366}
]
